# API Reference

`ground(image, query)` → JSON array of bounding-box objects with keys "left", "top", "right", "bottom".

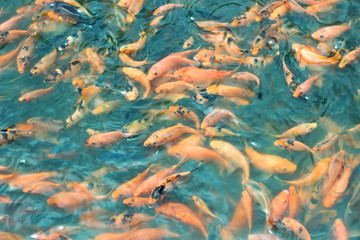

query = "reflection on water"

[{"left": 0, "top": 0, "right": 360, "bottom": 239}]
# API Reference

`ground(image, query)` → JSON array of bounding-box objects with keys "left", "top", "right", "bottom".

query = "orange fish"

[
  {"left": 0, "top": 232, "right": 24, "bottom": 240},
  {"left": 306, "top": 0, "right": 344, "bottom": 15},
  {"left": 150, "top": 15, "right": 164, "bottom": 26},
  {"left": 274, "top": 138, "right": 321, "bottom": 161},
  {"left": 201, "top": 108, "right": 240, "bottom": 129},
  {"left": 231, "top": 4, "right": 259, "bottom": 26},
  {"left": 269, "top": 190, "right": 289, "bottom": 224},
  {"left": 332, "top": 218, "right": 348, "bottom": 240},
  {"left": 256, "top": 1, "right": 284, "bottom": 22},
  {"left": 226, "top": 198, "right": 247, "bottom": 232},
  {"left": 123, "top": 197, "right": 151, "bottom": 207},
  {"left": 282, "top": 56, "right": 298, "bottom": 92},
  {"left": 31, "top": 49, "right": 58, "bottom": 76},
  {"left": 0, "top": 42, "right": 22, "bottom": 67},
  {"left": 117, "top": 0, "right": 134, "bottom": 8},
  {"left": 210, "top": 140, "right": 250, "bottom": 180},
  {"left": 292, "top": 43, "right": 341, "bottom": 67},
  {"left": 288, "top": 186, "right": 299, "bottom": 218},
  {"left": 91, "top": 100, "right": 122, "bottom": 115},
  {"left": 276, "top": 122, "right": 317, "bottom": 138},
  {"left": 245, "top": 144, "right": 297, "bottom": 174},
  {"left": 153, "top": 3, "right": 184, "bottom": 15},
  {"left": 0, "top": 14, "right": 25, "bottom": 33},
  {"left": 231, "top": 71, "right": 260, "bottom": 86},
  {"left": 195, "top": 20, "right": 230, "bottom": 31},
  {"left": 281, "top": 157, "right": 331, "bottom": 186},
  {"left": 207, "top": 84, "right": 255, "bottom": 99},
  {"left": 0, "top": 195, "right": 12, "bottom": 203},
  {"left": 0, "top": 30, "right": 30, "bottom": 45},
  {"left": 155, "top": 81, "right": 197, "bottom": 94},
  {"left": 19, "top": 86, "right": 54, "bottom": 102},
  {"left": 125, "top": 228, "right": 179, "bottom": 240},
  {"left": 108, "top": 213, "right": 155, "bottom": 229},
  {"left": 312, "top": 132, "right": 341, "bottom": 152},
  {"left": 183, "top": 36, "right": 194, "bottom": 49},
  {"left": 241, "top": 190, "right": 253, "bottom": 230},
  {"left": 339, "top": 47, "right": 360, "bottom": 68},
  {"left": 133, "top": 160, "right": 183, "bottom": 197},
  {"left": 112, "top": 165, "right": 152, "bottom": 201},
  {"left": 293, "top": 75, "right": 320, "bottom": 98},
  {"left": 0, "top": 160, "right": 13, "bottom": 172},
  {"left": 201, "top": 127, "right": 238, "bottom": 137},
  {"left": 193, "top": 49, "right": 214, "bottom": 63},
  {"left": 127, "top": 0, "right": 146, "bottom": 22},
  {"left": 86, "top": 130, "right": 135, "bottom": 148},
  {"left": 174, "top": 67, "right": 236, "bottom": 88},
  {"left": 86, "top": 48, "right": 105, "bottom": 74},
  {"left": 120, "top": 31, "right": 146, "bottom": 54},
  {"left": 272, "top": 217, "right": 311, "bottom": 240},
  {"left": 251, "top": 24, "right": 273, "bottom": 56},
  {"left": 94, "top": 227, "right": 140, "bottom": 240},
  {"left": 9, "top": 171, "right": 58, "bottom": 189},
  {"left": 169, "top": 106, "right": 200, "bottom": 129},
  {"left": 144, "top": 123, "right": 199, "bottom": 147},
  {"left": 65, "top": 97, "right": 88, "bottom": 128},
  {"left": 46, "top": 60, "right": 83, "bottom": 83},
  {"left": 122, "top": 67, "right": 151, "bottom": 98},
  {"left": 23, "top": 179, "right": 65, "bottom": 195},
  {"left": 269, "top": 4, "right": 290, "bottom": 22},
  {"left": 124, "top": 81, "right": 139, "bottom": 101},
  {"left": 17, "top": 32, "right": 37, "bottom": 73},
  {"left": 312, "top": 24, "right": 350, "bottom": 42},
  {"left": 119, "top": 52, "right": 148, "bottom": 67},
  {"left": 155, "top": 202, "right": 208, "bottom": 238}
]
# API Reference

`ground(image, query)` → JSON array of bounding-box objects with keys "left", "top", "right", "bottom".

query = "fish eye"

[
  {"left": 154, "top": 72, "right": 157, "bottom": 76},
  {"left": 204, "top": 54, "right": 207, "bottom": 57},
  {"left": 92, "top": 142, "right": 95, "bottom": 145},
  {"left": 319, "top": 35, "right": 323, "bottom": 38}
]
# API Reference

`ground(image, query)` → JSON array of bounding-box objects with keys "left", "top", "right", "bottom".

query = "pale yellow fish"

[{"left": 192, "top": 196, "right": 222, "bottom": 222}]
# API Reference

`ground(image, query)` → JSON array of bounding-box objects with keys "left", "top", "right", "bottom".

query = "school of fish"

[{"left": 0, "top": 0, "right": 360, "bottom": 239}]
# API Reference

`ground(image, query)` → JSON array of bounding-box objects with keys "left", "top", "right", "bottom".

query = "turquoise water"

[{"left": 0, "top": 0, "right": 360, "bottom": 239}]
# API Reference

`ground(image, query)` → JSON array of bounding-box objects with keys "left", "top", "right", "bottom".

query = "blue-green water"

[{"left": 0, "top": 0, "right": 360, "bottom": 239}]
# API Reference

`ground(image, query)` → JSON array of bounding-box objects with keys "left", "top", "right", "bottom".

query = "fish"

[
  {"left": 144, "top": 123, "right": 200, "bottom": 147},
  {"left": 124, "top": 81, "right": 139, "bottom": 101},
  {"left": 0, "top": 167, "right": 18, "bottom": 183},
  {"left": 201, "top": 127, "right": 238, "bottom": 137},
  {"left": 122, "top": 67, "right": 151, "bottom": 98},
  {"left": 284, "top": 0, "right": 320, "bottom": 20},
  {"left": 276, "top": 123, "right": 317, "bottom": 138},
  {"left": 292, "top": 43, "right": 341, "bottom": 66},
  {"left": 150, "top": 15, "right": 164, "bottom": 26},
  {"left": 248, "top": 234, "right": 281, "bottom": 240},
  {"left": 226, "top": 195, "right": 248, "bottom": 232},
  {"left": 117, "top": 0, "right": 134, "bottom": 8},
  {"left": 231, "top": 71, "right": 260, "bottom": 86},
  {"left": 133, "top": 160, "right": 184, "bottom": 197},
  {"left": 274, "top": 138, "right": 321, "bottom": 161},
  {"left": 0, "top": 30, "right": 30, "bottom": 45},
  {"left": 332, "top": 219, "right": 349, "bottom": 240},
  {"left": 119, "top": 53, "right": 148, "bottom": 67},
  {"left": 207, "top": 84, "right": 255, "bottom": 99},
  {"left": 155, "top": 81, "right": 197, "bottom": 94},
  {"left": 241, "top": 190, "right": 253, "bottom": 230},
  {"left": 57, "top": 30, "right": 83, "bottom": 52},
  {"left": 245, "top": 143, "right": 297, "bottom": 174},
  {"left": 65, "top": 97, "right": 88, "bottom": 128},
  {"left": 0, "top": 232, "right": 24, "bottom": 240},
  {"left": 125, "top": 228, "right": 179, "bottom": 240},
  {"left": 231, "top": 4, "right": 259, "bottom": 26},
  {"left": 126, "top": 0, "right": 146, "bottom": 22},
  {"left": 280, "top": 157, "right": 331, "bottom": 186},
  {"left": 269, "top": 190, "right": 289, "bottom": 225},
  {"left": 108, "top": 213, "right": 155, "bottom": 229},
  {"left": 86, "top": 130, "right": 135, "bottom": 148},
  {"left": 121, "top": 116, "right": 154, "bottom": 135},
  {"left": 94, "top": 226, "right": 140, "bottom": 240},
  {"left": 18, "top": 86, "right": 54, "bottom": 102},
  {"left": 312, "top": 132, "right": 342, "bottom": 152},
  {"left": 153, "top": 3, "right": 184, "bottom": 15},
  {"left": 306, "top": 0, "right": 344, "bottom": 15},
  {"left": 9, "top": 171, "right": 58, "bottom": 189},
  {"left": 23, "top": 178, "right": 66, "bottom": 195},
  {"left": 0, "top": 42, "right": 22, "bottom": 67},
  {"left": 271, "top": 217, "right": 311, "bottom": 240},
  {"left": 168, "top": 144, "right": 234, "bottom": 173},
  {"left": 282, "top": 56, "right": 299, "bottom": 93},
  {"left": 201, "top": 108, "right": 241, "bottom": 129},
  {"left": 31, "top": 49, "right": 58, "bottom": 76},
  {"left": 149, "top": 162, "right": 201, "bottom": 207},
  {"left": 168, "top": 106, "right": 200, "bottom": 129},
  {"left": 91, "top": 100, "right": 122, "bottom": 115},
  {"left": 256, "top": 1, "right": 284, "bottom": 22},
  {"left": 123, "top": 197, "right": 151, "bottom": 207},
  {"left": 312, "top": 24, "right": 350, "bottom": 42},
  {"left": 210, "top": 140, "right": 250, "bottom": 180},
  {"left": 45, "top": 60, "right": 83, "bottom": 83},
  {"left": 293, "top": 75, "right": 320, "bottom": 98},
  {"left": 86, "top": 48, "right": 105, "bottom": 74},
  {"left": 251, "top": 24, "right": 273, "bottom": 56},
  {"left": 17, "top": 31, "right": 38, "bottom": 73},
  {"left": 155, "top": 202, "right": 208, "bottom": 238},
  {"left": 183, "top": 36, "right": 194, "bottom": 49},
  {"left": 192, "top": 195, "right": 222, "bottom": 221},
  {"left": 46, "top": 1, "right": 91, "bottom": 23},
  {"left": 0, "top": 195, "right": 12, "bottom": 203},
  {"left": 339, "top": 47, "right": 360, "bottom": 68},
  {"left": 120, "top": 31, "right": 146, "bottom": 55},
  {"left": 195, "top": 20, "right": 230, "bottom": 31}
]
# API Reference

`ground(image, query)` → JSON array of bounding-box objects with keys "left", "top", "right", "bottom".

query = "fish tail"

[{"left": 191, "top": 161, "right": 203, "bottom": 173}]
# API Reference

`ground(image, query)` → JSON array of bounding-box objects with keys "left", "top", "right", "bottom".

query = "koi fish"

[
  {"left": 94, "top": 226, "right": 140, "bottom": 240},
  {"left": 147, "top": 55, "right": 197, "bottom": 81},
  {"left": 312, "top": 132, "right": 342, "bottom": 152},
  {"left": 293, "top": 75, "right": 320, "bottom": 98},
  {"left": 112, "top": 165, "right": 152, "bottom": 201},
  {"left": 108, "top": 213, "right": 155, "bottom": 229},
  {"left": 332, "top": 219, "right": 348, "bottom": 240},
  {"left": 292, "top": 43, "right": 341, "bottom": 67},
  {"left": 127, "top": 0, "right": 146, "bottom": 22},
  {"left": 169, "top": 106, "right": 200, "bottom": 129},
  {"left": 271, "top": 217, "right": 311, "bottom": 240},
  {"left": 19, "top": 86, "right": 54, "bottom": 102},
  {"left": 238, "top": 56, "right": 274, "bottom": 69},
  {"left": 149, "top": 162, "right": 201, "bottom": 207},
  {"left": 201, "top": 127, "right": 238, "bottom": 137},
  {"left": 231, "top": 4, "right": 259, "bottom": 26},
  {"left": 31, "top": 49, "right": 58, "bottom": 76},
  {"left": 46, "top": 1, "right": 90, "bottom": 23},
  {"left": 155, "top": 81, "right": 197, "bottom": 94},
  {"left": 251, "top": 25, "right": 272, "bottom": 56},
  {"left": 23, "top": 178, "right": 66, "bottom": 195},
  {"left": 125, "top": 228, "right": 179, "bottom": 240},
  {"left": 183, "top": 36, "right": 194, "bottom": 49},
  {"left": 123, "top": 197, "right": 151, "bottom": 207},
  {"left": 9, "top": 171, "right": 58, "bottom": 189},
  {"left": 312, "top": 24, "right": 350, "bottom": 42},
  {"left": 226, "top": 195, "right": 248, "bottom": 232},
  {"left": 274, "top": 138, "right": 321, "bottom": 161},
  {"left": 269, "top": 190, "right": 289, "bottom": 224},
  {"left": 339, "top": 47, "right": 360, "bottom": 68},
  {"left": 195, "top": 20, "right": 230, "bottom": 31},
  {"left": 86, "top": 48, "right": 105, "bottom": 74},
  {"left": 46, "top": 60, "right": 83, "bottom": 83},
  {"left": 282, "top": 56, "right": 298, "bottom": 92},
  {"left": 256, "top": 1, "right": 284, "bottom": 22},
  {"left": 117, "top": 0, "right": 134, "bottom": 8},
  {"left": 306, "top": 0, "right": 344, "bottom": 15},
  {"left": 288, "top": 186, "right": 299, "bottom": 218},
  {"left": 65, "top": 97, "right": 88, "bottom": 128},
  {"left": 276, "top": 122, "right": 317, "bottom": 138},
  {"left": 86, "top": 130, "right": 135, "bottom": 148},
  {"left": 245, "top": 143, "right": 297, "bottom": 174},
  {"left": 322, "top": 151, "right": 346, "bottom": 193},
  {"left": 192, "top": 195, "right": 222, "bottom": 221},
  {"left": 168, "top": 145, "right": 234, "bottom": 173},
  {"left": 150, "top": 15, "right": 164, "bottom": 26},
  {"left": 124, "top": 81, "right": 139, "bottom": 101},
  {"left": 207, "top": 84, "right": 255, "bottom": 99},
  {"left": 210, "top": 140, "right": 250, "bottom": 180},
  {"left": 0, "top": 166, "right": 19, "bottom": 184},
  {"left": 0, "top": 42, "right": 22, "bottom": 67},
  {"left": 92, "top": 100, "right": 122, "bottom": 115},
  {"left": 153, "top": 3, "right": 184, "bottom": 15},
  {"left": 281, "top": 157, "right": 331, "bottom": 186},
  {"left": 144, "top": 123, "right": 199, "bottom": 147},
  {"left": 122, "top": 67, "right": 151, "bottom": 98},
  {"left": 155, "top": 202, "right": 208, "bottom": 238},
  {"left": 58, "top": 30, "right": 83, "bottom": 52},
  {"left": 17, "top": 31, "right": 38, "bottom": 73},
  {"left": 231, "top": 71, "right": 260, "bottom": 86},
  {"left": 0, "top": 30, "right": 30, "bottom": 45},
  {"left": 201, "top": 108, "right": 240, "bottom": 129},
  {"left": 119, "top": 53, "right": 148, "bottom": 67},
  {"left": 120, "top": 31, "right": 146, "bottom": 55}
]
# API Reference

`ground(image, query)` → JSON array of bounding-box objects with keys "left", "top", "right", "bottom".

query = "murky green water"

[{"left": 0, "top": 0, "right": 360, "bottom": 239}]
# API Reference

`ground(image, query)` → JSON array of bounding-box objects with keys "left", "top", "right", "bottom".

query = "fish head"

[
  {"left": 194, "top": 49, "right": 214, "bottom": 62},
  {"left": 311, "top": 29, "right": 328, "bottom": 41},
  {"left": 273, "top": 139, "right": 288, "bottom": 149},
  {"left": 231, "top": 15, "right": 247, "bottom": 26},
  {"left": 292, "top": 86, "right": 304, "bottom": 98},
  {"left": 18, "top": 96, "right": 30, "bottom": 102},
  {"left": 292, "top": 43, "right": 303, "bottom": 53},
  {"left": 147, "top": 66, "right": 161, "bottom": 81},
  {"left": 86, "top": 136, "right": 103, "bottom": 148}
]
